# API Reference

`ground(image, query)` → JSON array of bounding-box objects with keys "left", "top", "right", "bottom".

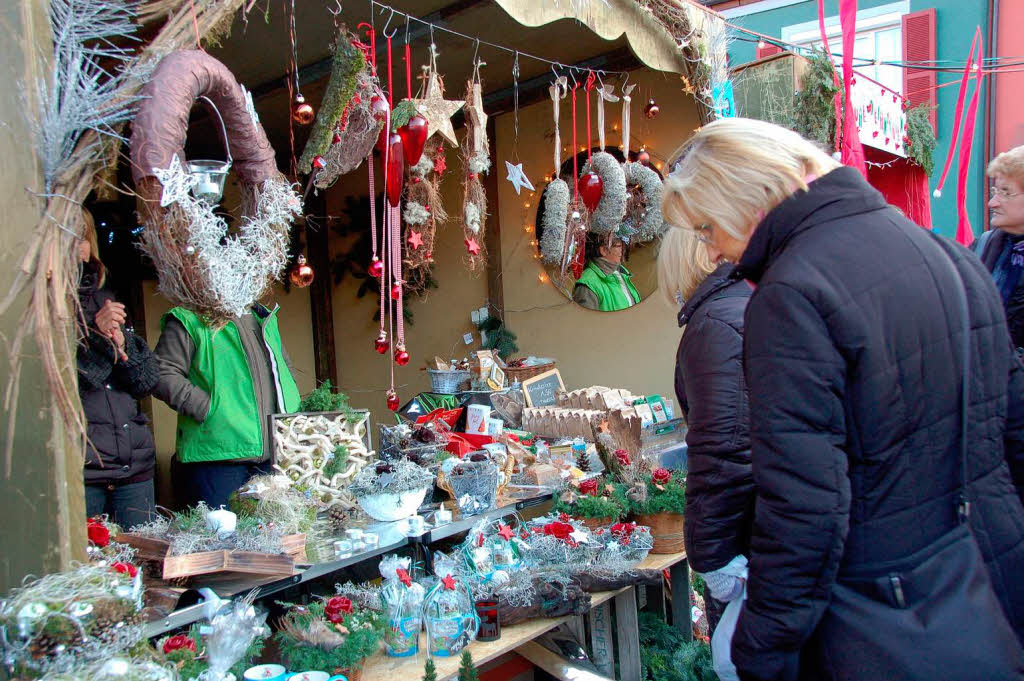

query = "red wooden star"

[
  {"left": 408, "top": 230, "right": 424, "bottom": 250},
  {"left": 441, "top": 574, "right": 457, "bottom": 591},
  {"left": 497, "top": 523, "right": 515, "bottom": 541},
  {"left": 465, "top": 237, "right": 481, "bottom": 255},
  {"left": 396, "top": 568, "right": 413, "bottom": 587}
]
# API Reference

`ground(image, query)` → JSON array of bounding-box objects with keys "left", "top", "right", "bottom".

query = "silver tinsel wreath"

[
  {"left": 623, "top": 161, "right": 665, "bottom": 241},
  {"left": 581, "top": 151, "right": 627, "bottom": 234},
  {"left": 539, "top": 178, "right": 570, "bottom": 264}
]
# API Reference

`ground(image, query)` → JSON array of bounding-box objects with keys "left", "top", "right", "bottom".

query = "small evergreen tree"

[
  {"left": 422, "top": 658, "right": 438, "bottom": 681},
  {"left": 457, "top": 650, "right": 479, "bottom": 681}
]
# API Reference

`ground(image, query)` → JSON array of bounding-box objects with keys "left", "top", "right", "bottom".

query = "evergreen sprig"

[
  {"left": 628, "top": 471, "right": 686, "bottom": 516},
  {"left": 274, "top": 600, "right": 384, "bottom": 673}
]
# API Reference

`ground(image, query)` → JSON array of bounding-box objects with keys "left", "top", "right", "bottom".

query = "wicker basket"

[
  {"left": 504, "top": 360, "right": 556, "bottom": 383},
  {"left": 428, "top": 369, "right": 472, "bottom": 394},
  {"left": 580, "top": 516, "right": 614, "bottom": 531},
  {"left": 635, "top": 512, "right": 685, "bottom": 554}
]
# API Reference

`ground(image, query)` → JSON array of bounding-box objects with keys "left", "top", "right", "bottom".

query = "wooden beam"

[
  {"left": 305, "top": 194, "right": 338, "bottom": 387},
  {"left": 614, "top": 589, "right": 642, "bottom": 681},
  {"left": 517, "top": 641, "right": 616, "bottom": 681}
]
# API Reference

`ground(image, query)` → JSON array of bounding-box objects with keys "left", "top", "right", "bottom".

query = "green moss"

[
  {"left": 552, "top": 489, "right": 624, "bottom": 521},
  {"left": 298, "top": 30, "right": 366, "bottom": 174},
  {"left": 299, "top": 380, "right": 356, "bottom": 417},
  {"left": 390, "top": 100, "right": 418, "bottom": 133},
  {"left": 322, "top": 445, "right": 350, "bottom": 480}
]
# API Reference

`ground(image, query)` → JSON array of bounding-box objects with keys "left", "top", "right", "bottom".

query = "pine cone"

[
  {"left": 328, "top": 505, "right": 352, "bottom": 529},
  {"left": 575, "top": 450, "right": 591, "bottom": 473}
]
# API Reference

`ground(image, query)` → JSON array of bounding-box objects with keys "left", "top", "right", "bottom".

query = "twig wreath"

[
  {"left": 130, "top": 50, "right": 301, "bottom": 322},
  {"left": 581, "top": 151, "right": 626, "bottom": 234}
]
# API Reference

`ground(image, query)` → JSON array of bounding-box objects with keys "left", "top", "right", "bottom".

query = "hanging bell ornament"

[
  {"left": 643, "top": 98, "right": 660, "bottom": 119},
  {"left": 394, "top": 343, "right": 410, "bottom": 366},
  {"left": 368, "top": 256, "right": 384, "bottom": 278},
  {"left": 390, "top": 282, "right": 403, "bottom": 301},
  {"left": 374, "top": 331, "right": 389, "bottom": 354},
  {"left": 289, "top": 254, "right": 315, "bottom": 288},
  {"left": 386, "top": 389, "right": 400, "bottom": 412},
  {"left": 292, "top": 94, "right": 316, "bottom": 126}
]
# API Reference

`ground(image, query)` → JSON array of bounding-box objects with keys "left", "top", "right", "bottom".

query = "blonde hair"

[
  {"left": 988, "top": 145, "right": 1024, "bottom": 187},
  {"left": 662, "top": 117, "right": 840, "bottom": 243},
  {"left": 80, "top": 209, "right": 106, "bottom": 287},
  {"left": 657, "top": 227, "right": 716, "bottom": 306}
]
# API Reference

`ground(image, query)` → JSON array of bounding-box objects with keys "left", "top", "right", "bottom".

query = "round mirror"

[{"left": 536, "top": 147, "right": 664, "bottom": 312}]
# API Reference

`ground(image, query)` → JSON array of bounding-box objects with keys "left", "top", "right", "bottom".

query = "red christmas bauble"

[
  {"left": 399, "top": 114, "right": 428, "bottom": 166},
  {"left": 374, "top": 332, "right": 389, "bottom": 354},
  {"left": 394, "top": 344, "right": 410, "bottom": 366},
  {"left": 386, "top": 133, "right": 405, "bottom": 207},
  {"left": 368, "top": 257, "right": 384, "bottom": 278},
  {"left": 643, "top": 98, "right": 660, "bottom": 119},
  {"left": 580, "top": 172, "right": 604, "bottom": 212},
  {"left": 289, "top": 255, "right": 314, "bottom": 288},
  {"left": 386, "top": 389, "right": 400, "bottom": 411},
  {"left": 292, "top": 94, "right": 315, "bottom": 126},
  {"left": 637, "top": 149, "right": 651, "bottom": 165},
  {"left": 332, "top": 131, "right": 343, "bottom": 144},
  {"left": 312, "top": 155, "right": 327, "bottom": 170},
  {"left": 390, "top": 282, "right": 402, "bottom": 300}
]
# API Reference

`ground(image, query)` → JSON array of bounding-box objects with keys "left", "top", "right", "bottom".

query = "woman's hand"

[{"left": 95, "top": 300, "right": 128, "bottom": 361}]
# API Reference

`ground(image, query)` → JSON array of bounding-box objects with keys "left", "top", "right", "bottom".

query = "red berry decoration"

[
  {"left": 368, "top": 256, "right": 384, "bottom": 278},
  {"left": 579, "top": 172, "right": 604, "bottom": 212},
  {"left": 386, "top": 389, "right": 400, "bottom": 412},
  {"left": 390, "top": 282, "right": 402, "bottom": 300},
  {"left": 398, "top": 113, "right": 429, "bottom": 166},
  {"left": 394, "top": 344, "right": 410, "bottom": 366},
  {"left": 332, "top": 131, "right": 343, "bottom": 144},
  {"left": 374, "top": 331, "right": 389, "bottom": 354}
]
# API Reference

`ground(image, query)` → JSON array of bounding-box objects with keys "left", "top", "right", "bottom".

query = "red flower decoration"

[
  {"left": 652, "top": 468, "right": 672, "bottom": 485},
  {"left": 162, "top": 634, "right": 197, "bottom": 655},
  {"left": 558, "top": 512, "right": 571, "bottom": 523},
  {"left": 324, "top": 596, "right": 354, "bottom": 624},
  {"left": 614, "top": 449, "right": 631, "bottom": 467},
  {"left": 87, "top": 518, "right": 110, "bottom": 547},
  {"left": 579, "top": 478, "right": 600, "bottom": 496},
  {"left": 442, "top": 574, "right": 457, "bottom": 591},
  {"left": 112, "top": 562, "right": 138, "bottom": 578},
  {"left": 542, "top": 521, "right": 575, "bottom": 542},
  {"left": 396, "top": 568, "right": 413, "bottom": 587},
  {"left": 498, "top": 523, "right": 515, "bottom": 541},
  {"left": 610, "top": 522, "right": 637, "bottom": 540}
]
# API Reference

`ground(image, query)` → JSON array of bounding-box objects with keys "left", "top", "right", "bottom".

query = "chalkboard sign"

[{"left": 521, "top": 368, "right": 566, "bottom": 407}]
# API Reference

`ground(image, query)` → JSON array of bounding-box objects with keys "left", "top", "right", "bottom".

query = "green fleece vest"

[
  {"left": 166, "top": 307, "right": 300, "bottom": 463},
  {"left": 576, "top": 261, "right": 642, "bottom": 311}
]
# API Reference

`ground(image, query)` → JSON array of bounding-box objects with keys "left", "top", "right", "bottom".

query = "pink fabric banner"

[
  {"left": 838, "top": 0, "right": 867, "bottom": 176},
  {"left": 955, "top": 29, "right": 985, "bottom": 245}
]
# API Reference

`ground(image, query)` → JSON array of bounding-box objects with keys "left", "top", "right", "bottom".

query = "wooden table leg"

[
  {"left": 588, "top": 602, "right": 614, "bottom": 678},
  {"left": 614, "top": 588, "right": 641, "bottom": 681},
  {"left": 670, "top": 560, "right": 692, "bottom": 641}
]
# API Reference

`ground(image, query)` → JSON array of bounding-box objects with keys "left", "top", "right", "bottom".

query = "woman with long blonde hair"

[{"left": 662, "top": 118, "right": 1024, "bottom": 681}]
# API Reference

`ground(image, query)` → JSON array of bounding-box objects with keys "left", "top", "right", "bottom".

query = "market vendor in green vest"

[
  {"left": 572, "top": 232, "right": 641, "bottom": 312},
  {"left": 152, "top": 305, "right": 300, "bottom": 508}
]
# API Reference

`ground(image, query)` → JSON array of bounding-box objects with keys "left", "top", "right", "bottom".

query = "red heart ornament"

[
  {"left": 374, "top": 332, "right": 389, "bottom": 354},
  {"left": 580, "top": 172, "right": 604, "bottom": 212},
  {"left": 399, "top": 114, "right": 428, "bottom": 166},
  {"left": 394, "top": 346, "right": 410, "bottom": 366},
  {"left": 386, "top": 390, "right": 400, "bottom": 412},
  {"left": 386, "top": 133, "right": 404, "bottom": 207}
]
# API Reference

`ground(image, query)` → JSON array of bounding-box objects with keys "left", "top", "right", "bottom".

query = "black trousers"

[{"left": 176, "top": 460, "right": 271, "bottom": 508}]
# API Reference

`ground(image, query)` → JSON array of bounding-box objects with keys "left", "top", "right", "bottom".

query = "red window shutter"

[
  {"left": 756, "top": 43, "right": 784, "bottom": 59},
  {"left": 902, "top": 8, "right": 937, "bottom": 132}
]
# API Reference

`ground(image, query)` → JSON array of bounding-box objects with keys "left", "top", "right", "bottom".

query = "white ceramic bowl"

[{"left": 357, "top": 487, "right": 429, "bottom": 522}]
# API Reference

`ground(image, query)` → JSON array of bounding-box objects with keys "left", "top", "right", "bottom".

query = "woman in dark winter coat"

[
  {"left": 663, "top": 118, "right": 1024, "bottom": 681},
  {"left": 77, "top": 212, "right": 160, "bottom": 528},
  {"left": 658, "top": 228, "right": 754, "bottom": 640}
]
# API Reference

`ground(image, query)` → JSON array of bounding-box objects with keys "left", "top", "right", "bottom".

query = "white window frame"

[{"left": 780, "top": 1, "right": 909, "bottom": 45}]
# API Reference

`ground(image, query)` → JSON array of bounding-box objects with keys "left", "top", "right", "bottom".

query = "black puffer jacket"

[
  {"left": 78, "top": 266, "right": 160, "bottom": 486},
  {"left": 974, "top": 228, "right": 1024, "bottom": 349},
  {"left": 675, "top": 263, "right": 754, "bottom": 573},
  {"left": 731, "top": 167, "right": 1024, "bottom": 680}
]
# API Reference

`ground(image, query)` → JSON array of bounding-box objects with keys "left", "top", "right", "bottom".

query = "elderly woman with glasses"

[
  {"left": 973, "top": 145, "right": 1024, "bottom": 349},
  {"left": 661, "top": 118, "right": 1024, "bottom": 681}
]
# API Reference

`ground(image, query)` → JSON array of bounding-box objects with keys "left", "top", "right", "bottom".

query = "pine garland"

[
  {"left": 905, "top": 104, "right": 936, "bottom": 176},
  {"left": 792, "top": 51, "right": 839, "bottom": 151}
]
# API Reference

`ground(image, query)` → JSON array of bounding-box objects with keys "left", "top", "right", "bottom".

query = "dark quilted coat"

[
  {"left": 675, "top": 263, "right": 755, "bottom": 573},
  {"left": 974, "top": 228, "right": 1024, "bottom": 350},
  {"left": 78, "top": 265, "right": 159, "bottom": 486},
  {"left": 729, "top": 167, "right": 1024, "bottom": 680}
]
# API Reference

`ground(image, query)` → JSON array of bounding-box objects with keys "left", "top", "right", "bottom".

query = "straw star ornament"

[{"left": 412, "top": 70, "right": 464, "bottom": 147}]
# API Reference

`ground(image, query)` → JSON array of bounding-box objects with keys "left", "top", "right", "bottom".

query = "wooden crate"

[{"left": 162, "top": 550, "right": 296, "bottom": 580}]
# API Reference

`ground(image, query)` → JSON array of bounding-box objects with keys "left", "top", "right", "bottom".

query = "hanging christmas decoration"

[
  {"left": 398, "top": 113, "right": 428, "bottom": 166},
  {"left": 289, "top": 254, "right": 315, "bottom": 288},
  {"left": 410, "top": 45, "right": 464, "bottom": 147},
  {"left": 403, "top": 138, "right": 447, "bottom": 287},
  {"left": 505, "top": 161, "right": 534, "bottom": 195},
  {"left": 460, "top": 63, "right": 490, "bottom": 270},
  {"left": 386, "top": 389, "right": 400, "bottom": 412},
  {"left": 643, "top": 97, "right": 660, "bottom": 119},
  {"left": 581, "top": 152, "right": 626, "bottom": 234},
  {"left": 385, "top": 132, "right": 405, "bottom": 207},
  {"left": 539, "top": 76, "right": 571, "bottom": 268},
  {"left": 622, "top": 161, "right": 665, "bottom": 242},
  {"left": 579, "top": 172, "right": 604, "bottom": 212},
  {"left": 298, "top": 25, "right": 369, "bottom": 175},
  {"left": 620, "top": 82, "right": 636, "bottom": 157}
]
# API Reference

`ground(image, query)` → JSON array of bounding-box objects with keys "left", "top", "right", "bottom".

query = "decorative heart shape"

[
  {"left": 386, "top": 133, "right": 405, "bottom": 207},
  {"left": 399, "top": 114, "right": 428, "bottom": 166},
  {"left": 579, "top": 172, "right": 604, "bottom": 212}
]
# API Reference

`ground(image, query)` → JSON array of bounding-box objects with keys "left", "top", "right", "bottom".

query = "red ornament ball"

[
  {"left": 292, "top": 94, "right": 315, "bottom": 126},
  {"left": 386, "top": 389, "right": 400, "bottom": 412},
  {"left": 637, "top": 149, "right": 651, "bottom": 165},
  {"left": 368, "top": 257, "right": 384, "bottom": 278},
  {"left": 643, "top": 98, "right": 660, "bottom": 119},
  {"left": 579, "top": 172, "right": 604, "bottom": 212},
  {"left": 289, "top": 254, "right": 315, "bottom": 288},
  {"left": 390, "top": 282, "right": 402, "bottom": 300},
  {"left": 394, "top": 344, "right": 410, "bottom": 366},
  {"left": 374, "top": 332, "right": 389, "bottom": 354}
]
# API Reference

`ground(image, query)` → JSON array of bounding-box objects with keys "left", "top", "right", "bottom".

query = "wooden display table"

[{"left": 361, "top": 551, "right": 688, "bottom": 681}]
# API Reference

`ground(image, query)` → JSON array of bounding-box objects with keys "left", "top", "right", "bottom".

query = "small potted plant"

[
  {"left": 349, "top": 458, "right": 435, "bottom": 522},
  {"left": 275, "top": 597, "right": 384, "bottom": 681},
  {"left": 552, "top": 476, "right": 625, "bottom": 530},
  {"left": 628, "top": 468, "right": 686, "bottom": 554}
]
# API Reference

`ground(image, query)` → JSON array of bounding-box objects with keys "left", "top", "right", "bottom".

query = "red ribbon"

[
  {"left": 955, "top": 30, "right": 985, "bottom": 245},
  {"left": 571, "top": 84, "right": 579, "bottom": 200},
  {"left": 585, "top": 71, "right": 596, "bottom": 160},
  {"left": 386, "top": 36, "right": 394, "bottom": 109},
  {"left": 935, "top": 30, "right": 980, "bottom": 199},
  {"left": 404, "top": 42, "right": 412, "bottom": 99}
]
